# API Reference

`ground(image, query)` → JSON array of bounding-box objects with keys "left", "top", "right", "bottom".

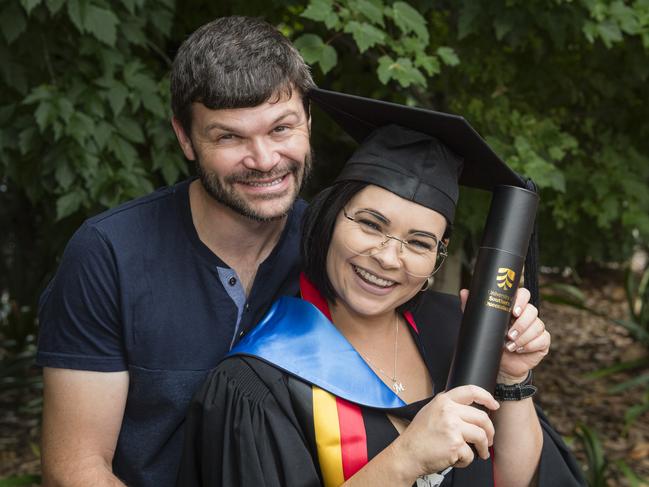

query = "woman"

[{"left": 177, "top": 119, "right": 584, "bottom": 486}]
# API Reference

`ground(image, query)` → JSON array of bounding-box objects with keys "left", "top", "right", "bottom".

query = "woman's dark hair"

[{"left": 301, "top": 181, "right": 453, "bottom": 311}]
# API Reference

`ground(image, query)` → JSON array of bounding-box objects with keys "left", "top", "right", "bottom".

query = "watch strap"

[{"left": 494, "top": 371, "right": 537, "bottom": 401}]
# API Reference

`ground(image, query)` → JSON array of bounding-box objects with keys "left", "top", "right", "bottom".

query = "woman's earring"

[{"left": 420, "top": 275, "right": 434, "bottom": 292}]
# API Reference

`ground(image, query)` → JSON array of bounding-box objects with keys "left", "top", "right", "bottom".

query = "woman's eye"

[
  {"left": 357, "top": 219, "right": 382, "bottom": 232},
  {"left": 408, "top": 239, "right": 434, "bottom": 251}
]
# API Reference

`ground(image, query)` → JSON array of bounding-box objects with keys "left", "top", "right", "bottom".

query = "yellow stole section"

[{"left": 312, "top": 386, "right": 345, "bottom": 487}]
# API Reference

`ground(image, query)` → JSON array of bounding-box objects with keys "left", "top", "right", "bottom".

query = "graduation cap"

[{"left": 308, "top": 87, "right": 540, "bottom": 307}]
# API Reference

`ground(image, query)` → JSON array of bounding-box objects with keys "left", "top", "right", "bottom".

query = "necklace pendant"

[{"left": 393, "top": 381, "right": 405, "bottom": 394}]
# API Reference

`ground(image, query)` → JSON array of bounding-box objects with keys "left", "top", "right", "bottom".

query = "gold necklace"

[{"left": 359, "top": 314, "right": 405, "bottom": 395}]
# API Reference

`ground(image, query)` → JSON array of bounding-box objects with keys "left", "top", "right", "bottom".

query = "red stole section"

[{"left": 336, "top": 397, "right": 368, "bottom": 479}]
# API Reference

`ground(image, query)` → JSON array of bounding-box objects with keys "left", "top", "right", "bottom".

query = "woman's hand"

[
  {"left": 460, "top": 287, "right": 551, "bottom": 383},
  {"left": 391, "top": 385, "right": 500, "bottom": 477}
]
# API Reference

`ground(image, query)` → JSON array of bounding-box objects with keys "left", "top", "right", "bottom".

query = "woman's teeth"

[{"left": 353, "top": 265, "right": 395, "bottom": 288}]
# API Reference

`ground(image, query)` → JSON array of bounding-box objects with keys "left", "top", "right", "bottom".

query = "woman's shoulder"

[{"left": 197, "top": 355, "right": 291, "bottom": 406}]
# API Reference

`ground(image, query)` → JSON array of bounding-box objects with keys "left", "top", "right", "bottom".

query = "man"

[{"left": 37, "top": 16, "right": 315, "bottom": 487}]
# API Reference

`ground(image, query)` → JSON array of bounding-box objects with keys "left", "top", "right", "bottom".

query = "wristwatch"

[{"left": 494, "top": 371, "right": 537, "bottom": 401}]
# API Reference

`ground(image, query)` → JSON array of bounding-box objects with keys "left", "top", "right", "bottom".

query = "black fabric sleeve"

[
  {"left": 36, "top": 222, "right": 126, "bottom": 371},
  {"left": 176, "top": 357, "right": 321, "bottom": 487}
]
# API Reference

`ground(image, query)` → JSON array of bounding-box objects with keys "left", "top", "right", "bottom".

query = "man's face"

[{"left": 175, "top": 91, "right": 312, "bottom": 221}]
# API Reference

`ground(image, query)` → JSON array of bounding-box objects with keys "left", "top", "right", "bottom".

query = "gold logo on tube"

[{"left": 496, "top": 268, "right": 515, "bottom": 289}]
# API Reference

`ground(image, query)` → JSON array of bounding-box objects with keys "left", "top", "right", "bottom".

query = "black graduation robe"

[{"left": 177, "top": 277, "right": 585, "bottom": 487}]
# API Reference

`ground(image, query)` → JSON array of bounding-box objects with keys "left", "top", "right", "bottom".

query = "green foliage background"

[{"left": 1, "top": 0, "right": 648, "bottom": 334}]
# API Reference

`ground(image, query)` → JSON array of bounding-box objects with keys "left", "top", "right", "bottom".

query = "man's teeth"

[
  {"left": 353, "top": 265, "right": 395, "bottom": 288},
  {"left": 244, "top": 176, "right": 284, "bottom": 187}
]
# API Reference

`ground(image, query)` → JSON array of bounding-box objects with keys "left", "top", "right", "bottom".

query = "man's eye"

[
  {"left": 217, "top": 133, "right": 237, "bottom": 142},
  {"left": 273, "top": 125, "right": 289, "bottom": 134}
]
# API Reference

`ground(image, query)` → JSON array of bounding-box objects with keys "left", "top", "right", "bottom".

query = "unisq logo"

[{"left": 496, "top": 268, "right": 516, "bottom": 290}]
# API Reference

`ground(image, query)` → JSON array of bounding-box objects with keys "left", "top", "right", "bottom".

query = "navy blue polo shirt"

[{"left": 37, "top": 178, "right": 306, "bottom": 487}]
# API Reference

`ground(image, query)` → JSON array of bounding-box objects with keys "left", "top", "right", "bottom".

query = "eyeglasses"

[{"left": 342, "top": 209, "right": 448, "bottom": 277}]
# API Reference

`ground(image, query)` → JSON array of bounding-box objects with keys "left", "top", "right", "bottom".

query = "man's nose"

[{"left": 243, "top": 137, "right": 281, "bottom": 172}]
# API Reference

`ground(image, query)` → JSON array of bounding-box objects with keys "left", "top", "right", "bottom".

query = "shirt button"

[
  {"left": 239, "top": 330, "right": 246, "bottom": 338},
  {"left": 244, "top": 303, "right": 250, "bottom": 312},
  {"left": 228, "top": 277, "right": 237, "bottom": 286}
]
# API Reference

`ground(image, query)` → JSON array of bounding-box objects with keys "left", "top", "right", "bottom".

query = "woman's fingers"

[
  {"left": 456, "top": 404, "right": 495, "bottom": 445},
  {"left": 511, "top": 287, "right": 531, "bottom": 318},
  {"left": 515, "top": 329, "right": 551, "bottom": 354},
  {"left": 460, "top": 422, "right": 491, "bottom": 460},
  {"left": 507, "top": 301, "right": 538, "bottom": 341},
  {"left": 445, "top": 385, "right": 500, "bottom": 411},
  {"left": 507, "top": 317, "right": 545, "bottom": 352}
]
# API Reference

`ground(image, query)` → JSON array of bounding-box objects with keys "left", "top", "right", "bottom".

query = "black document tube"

[{"left": 446, "top": 185, "right": 539, "bottom": 393}]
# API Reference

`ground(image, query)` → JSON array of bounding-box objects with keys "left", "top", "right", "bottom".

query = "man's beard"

[{"left": 196, "top": 151, "right": 312, "bottom": 222}]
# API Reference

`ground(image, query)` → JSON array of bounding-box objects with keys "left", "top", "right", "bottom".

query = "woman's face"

[{"left": 326, "top": 185, "right": 447, "bottom": 318}]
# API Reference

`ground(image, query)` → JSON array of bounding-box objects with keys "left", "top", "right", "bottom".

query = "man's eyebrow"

[
  {"left": 203, "top": 110, "right": 301, "bottom": 135},
  {"left": 203, "top": 121, "right": 239, "bottom": 134},
  {"left": 270, "top": 110, "right": 301, "bottom": 126}
]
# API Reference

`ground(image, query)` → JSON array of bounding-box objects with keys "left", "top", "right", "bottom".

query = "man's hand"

[{"left": 42, "top": 368, "right": 129, "bottom": 487}]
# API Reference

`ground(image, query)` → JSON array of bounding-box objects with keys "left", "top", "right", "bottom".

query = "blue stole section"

[{"left": 229, "top": 297, "right": 406, "bottom": 409}]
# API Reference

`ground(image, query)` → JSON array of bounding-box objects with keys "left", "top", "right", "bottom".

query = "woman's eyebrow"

[
  {"left": 408, "top": 229, "right": 438, "bottom": 238},
  {"left": 357, "top": 208, "right": 390, "bottom": 224}
]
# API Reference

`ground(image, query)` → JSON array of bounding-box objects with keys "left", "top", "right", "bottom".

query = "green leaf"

[
  {"left": 93, "top": 120, "right": 113, "bottom": 149},
  {"left": 55, "top": 161, "right": 75, "bottom": 190},
  {"left": 294, "top": 34, "right": 338, "bottom": 74},
  {"left": 141, "top": 90, "right": 166, "bottom": 117},
  {"left": 293, "top": 34, "right": 324, "bottom": 64},
  {"left": 436, "top": 46, "right": 459, "bottom": 66},
  {"left": 66, "top": 112, "right": 96, "bottom": 145},
  {"left": 350, "top": 0, "right": 384, "bottom": 26},
  {"left": 117, "top": 116, "right": 145, "bottom": 144},
  {"left": 319, "top": 44, "right": 337, "bottom": 74},
  {"left": 377, "top": 55, "right": 394, "bottom": 84},
  {"left": 301, "top": 0, "right": 339, "bottom": 29},
  {"left": 34, "top": 101, "right": 54, "bottom": 132},
  {"left": 20, "top": 0, "right": 42, "bottom": 16},
  {"left": 390, "top": 2, "right": 429, "bottom": 43},
  {"left": 609, "top": 1, "right": 640, "bottom": 35},
  {"left": 85, "top": 5, "right": 118, "bottom": 46},
  {"left": 45, "top": 0, "right": 65, "bottom": 14},
  {"left": 377, "top": 55, "right": 426, "bottom": 88},
  {"left": 344, "top": 21, "right": 386, "bottom": 53},
  {"left": 596, "top": 20, "right": 623, "bottom": 47},
  {"left": 0, "top": 3, "right": 27, "bottom": 44},
  {"left": 66, "top": 0, "right": 89, "bottom": 33},
  {"left": 56, "top": 191, "right": 85, "bottom": 220},
  {"left": 414, "top": 53, "right": 440, "bottom": 76},
  {"left": 107, "top": 83, "right": 128, "bottom": 117},
  {"left": 110, "top": 135, "right": 138, "bottom": 168},
  {"left": 18, "top": 127, "right": 38, "bottom": 155}
]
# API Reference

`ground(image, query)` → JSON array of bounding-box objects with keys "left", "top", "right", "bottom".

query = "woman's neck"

[{"left": 328, "top": 301, "right": 398, "bottom": 344}]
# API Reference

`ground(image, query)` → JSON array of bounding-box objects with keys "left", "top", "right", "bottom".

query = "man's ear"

[{"left": 171, "top": 117, "right": 196, "bottom": 161}]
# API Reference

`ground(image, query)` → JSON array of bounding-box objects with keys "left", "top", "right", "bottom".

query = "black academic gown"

[{"left": 177, "top": 288, "right": 585, "bottom": 487}]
